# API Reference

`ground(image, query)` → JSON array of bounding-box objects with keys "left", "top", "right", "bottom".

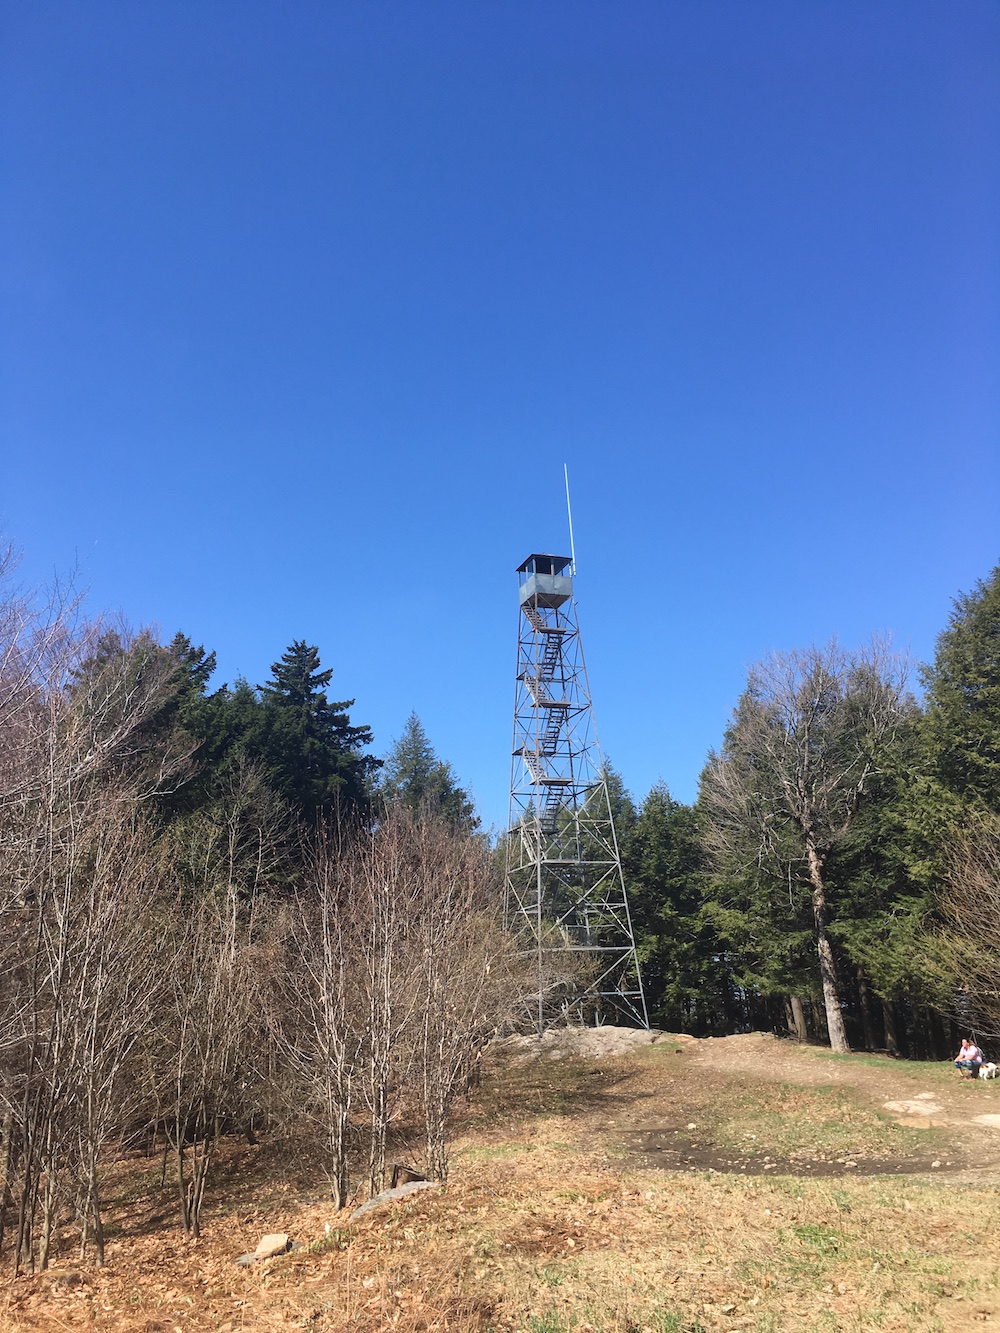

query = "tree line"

[
  {"left": 4, "top": 534, "right": 1000, "bottom": 1272},
  {"left": 0, "top": 547, "right": 509, "bottom": 1273},
  {"left": 622, "top": 564, "right": 1000, "bottom": 1060}
]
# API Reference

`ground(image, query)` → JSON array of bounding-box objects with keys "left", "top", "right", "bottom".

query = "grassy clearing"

[
  {"left": 438, "top": 1157, "right": 1000, "bottom": 1332},
  {"left": 703, "top": 1081, "right": 935, "bottom": 1162},
  {"left": 810, "top": 1050, "right": 957, "bottom": 1082}
]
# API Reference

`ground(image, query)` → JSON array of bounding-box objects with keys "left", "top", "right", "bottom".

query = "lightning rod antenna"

[{"left": 564, "top": 464, "right": 577, "bottom": 574}]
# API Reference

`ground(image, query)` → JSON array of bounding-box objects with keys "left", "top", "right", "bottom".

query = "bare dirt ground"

[
  {"left": 636, "top": 1031, "right": 1000, "bottom": 1179},
  {"left": 504, "top": 1028, "right": 1000, "bottom": 1176},
  {"left": 6, "top": 1031, "right": 1000, "bottom": 1333}
]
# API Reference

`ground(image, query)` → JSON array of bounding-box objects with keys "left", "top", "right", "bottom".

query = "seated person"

[{"left": 955, "top": 1038, "right": 984, "bottom": 1076}]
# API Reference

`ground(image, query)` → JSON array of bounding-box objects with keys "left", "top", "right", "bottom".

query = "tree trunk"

[
  {"left": 790, "top": 995, "right": 808, "bottom": 1042},
  {"left": 329, "top": 1102, "right": 349, "bottom": 1212},
  {"left": 931, "top": 1009, "right": 951, "bottom": 1062},
  {"left": 175, "top": 1141, "right": 188, "bottom": 1235},
  {"left": 881, "top": 998, "right": 899, "bottom": 1056},
  {"left": 367, "top": 1078, "right": 388, "bottom": 1199},
  {"left": 805, "top": 842, "right": 850, "bottom": 1053},
  {"left": 0, "top": 1109, "right": 14, "bottom": 1256},
  {"left": 857, "top": 965, "right": 877, "bottom": 1051},
  {"left": 719, "top": 976, "right": 740, "bottom": 1033},
  {"left": 187, "top": 1127, "right": 213, "bottom": 1240}
]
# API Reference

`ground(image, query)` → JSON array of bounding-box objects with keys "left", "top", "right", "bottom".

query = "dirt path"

[
  {"left": 685, "top": 1030, "right": 1000, "bottom": 1129},
  {"left": 503, "top": 1027, "right": 1000, "bottom": 1181},
  {"left": 682, "top": 1031, "right": 1000, "bottom": 1181}
]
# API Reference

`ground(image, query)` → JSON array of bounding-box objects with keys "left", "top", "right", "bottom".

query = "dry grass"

[{"left": 4, "top": 1036, "right": 1000, "bottom": 1332}]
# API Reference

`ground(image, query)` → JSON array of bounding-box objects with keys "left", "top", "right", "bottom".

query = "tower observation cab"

[
  {"left": 517, "top": 554, "right": 573, "bottom": 609},
  {"left": 506, "top": 551, "right": 647, "bottom": 1033}
]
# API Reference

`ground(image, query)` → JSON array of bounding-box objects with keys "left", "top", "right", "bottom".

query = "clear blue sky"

[{"left": 2, "top": 2, "right": 998, "bottom": 829}]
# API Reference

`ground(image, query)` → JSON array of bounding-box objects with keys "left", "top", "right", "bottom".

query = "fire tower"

[{"left": 505, "top": 553, "right": 648, "bottom": 1032}]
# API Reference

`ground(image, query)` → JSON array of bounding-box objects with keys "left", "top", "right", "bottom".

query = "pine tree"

[
  {"left": 623, "top": 784, "right": 721, "bottom": 1032},
  {"left": 67, "top": 628, "right": 196, "bottom": 796},
  {"left": 260, "top": 641, "right": 379, "bottom": 822},
  {"left": 380, "top": 712, "right": 478, "bottom": 831},
  {"left": 167, "top": 633, "right": 217, "bottom": 704},
  {"left": 922, "top": 566, "right": 1000, "bottom": 811},
  {"left": 822, "top": 716, "right": 951, "bottom": 1053},
  {"left": 914, "top": 567, "right": 1000, "bottom": 1043}
]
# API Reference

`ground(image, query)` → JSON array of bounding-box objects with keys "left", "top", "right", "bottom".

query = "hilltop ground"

[{"left": 6, "top": 1030, "right": 1000, "bottom": 1333}]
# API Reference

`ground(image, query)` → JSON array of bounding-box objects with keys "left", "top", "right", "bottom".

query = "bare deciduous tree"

[
  {"left": 151, "top": 884, "right": 274, "bottom": 1237},
  {"left": 0, "top": 556, "right": 192, "bottom": 1270},
  {"left": 274, "top": 828, "right": 360, "bottom": 1208},
  {"left": 701, "top": 640, "right": 910, "bottom": 1052},
  {"left": 275, "top": 808, "right": 520, "bottom": 1203},
  {"left": 409, "top": 816, "right": 514, "bottom": 1180},
  {"left": 0, "top": 547, "right": 521, "bottom": 1266},
  {"left": 351, "top": 809, "right": 423, "bottom": 1197}
]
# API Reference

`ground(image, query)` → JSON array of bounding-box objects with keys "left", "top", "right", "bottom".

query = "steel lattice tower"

[{"left": 504, "top": 553, "right": 648, "bottom": 1032}]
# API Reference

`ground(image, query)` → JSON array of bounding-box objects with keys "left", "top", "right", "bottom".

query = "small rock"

[
  {"left": 884, "top": 1099, "right": 943, "bottom": 1116},
  {"left": 349, "top": 1179, "right": 440, "bottom": 1222},
  {"left": 254, "top": 1233, "right": 292, "bottom": 1260},
  {"left": 931, "top": 1161, "right": 942, "bottom": 1169}
]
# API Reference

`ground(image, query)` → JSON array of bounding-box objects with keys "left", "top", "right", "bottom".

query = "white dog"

[{"left": 979, "top": 1062, "right": 998, "bottom": 1080}]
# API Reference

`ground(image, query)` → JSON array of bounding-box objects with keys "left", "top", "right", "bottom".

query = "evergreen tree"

[
  {"left": 380, "top": 712, "right": 478, "bottom": 831},
  {"left": 601, "top": 761, "right": 638, "bottom": 848},
  {"left": 922, "top": 566, "right": 1000, "bottom": 811},
  {"left": 697, "top": 784, "right": 817, "bottom": 1035},
  {"left": 623, "top": 784, "right": 723, "bottom": 1033},
  {"left": 167, "top": 633, "right": 217, "bottom": 708},
  {"left": 150, "top": 634, "right": 220, "bottom": 818},
  {"left": 170, "top": 676, "right": 271, "bottom": 816},
  {"left": 914, "top": 567, "right": 1000, "bottom": 1042},
  {"left": 67, "top": 628, "right": 196, "bottom": 797},
  {"left": 259, "top": 641, "right": 379, "bottom": 823},
  {"left": 823, "top": 714, "right": 951, "bottom": 1053}
]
